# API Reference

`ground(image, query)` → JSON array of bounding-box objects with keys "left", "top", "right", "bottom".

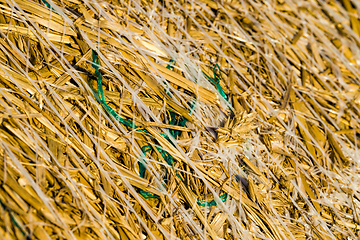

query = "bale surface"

[{"left": 0, "top": 0, "right": 360, "bottom": 239}]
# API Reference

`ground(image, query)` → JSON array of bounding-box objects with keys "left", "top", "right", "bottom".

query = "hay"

[{"left": 0, "top": 0, "right": 360, "bottom": 239}]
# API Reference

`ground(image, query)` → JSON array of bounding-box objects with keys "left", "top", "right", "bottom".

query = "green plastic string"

[
  {"left": 166, "top": 59, "right": 175, "bottom": 70},
  {"left": 92, "top": 50, "right": 158, "bottom": 199},
  {"left": 139, "top": 146, "right": 152, "bottom": 178},
  {"left": 0, "top": 200, "right": 28, "bottom": 238},
  {"left": 41, "top": 0, "right": 55, "bottom": 11},
  {"left": 92, "top": 50, "right": 136, "bottom": 129},
  {"left": 91, "top": 53, "right": 227, "bottom": 205},
  {"left": 203, "top": 63, "right": 228, "bottom": 102},
  {"left": 197, "top": 193, "right": 228, "bottom": 207},
  {"left": 138, "top": 146, "right": 160, "bottom": 199},
  {"left": 160, "top": 60, "right": 228, "bottom": 206}
]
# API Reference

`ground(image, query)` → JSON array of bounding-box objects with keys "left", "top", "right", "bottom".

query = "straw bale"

[{"left": 0, "top": 0, "right": 360, "bottom": 239}]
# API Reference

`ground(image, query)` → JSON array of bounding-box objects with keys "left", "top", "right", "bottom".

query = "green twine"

[
  {"left": 166, "top": 59, "right": 175, "bottom": 70},
  {"left": 0, "top": 200, "right": 28, "bottom": 238},
  {"left": 91, "top": 52, "right": 228, "bottom": 206},
  {"left": 139, "top": 146, "right": 153, "bottom": 179},
  {"left": 41, "top": 0, "right": 55, "bottom": 11},
  {"left": 167, "top": 60, "right": 228, "bottom": 103},
  {"left": 197, "top": 193, "right": 228, "bottom": 207},
  {"left": 137, "top": 143, "right": 175, "bottom": 199},
  {"left": 92, "top": 50, "right": 158, "bottom": 198},
  {"left": 203, "top": 63, "right": 228, "bottom": 102},
  {"left": 92, "top": 50, "right": 136, "bottom": 129}
]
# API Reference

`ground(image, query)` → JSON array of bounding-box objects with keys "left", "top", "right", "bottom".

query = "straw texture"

[{"left": 0, "top": 0, "right": 360, "bottom": 239}]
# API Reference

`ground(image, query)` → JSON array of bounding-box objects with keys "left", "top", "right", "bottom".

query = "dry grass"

[{"left": 0, "top": 0, "right": 360, "bottom": 239}]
